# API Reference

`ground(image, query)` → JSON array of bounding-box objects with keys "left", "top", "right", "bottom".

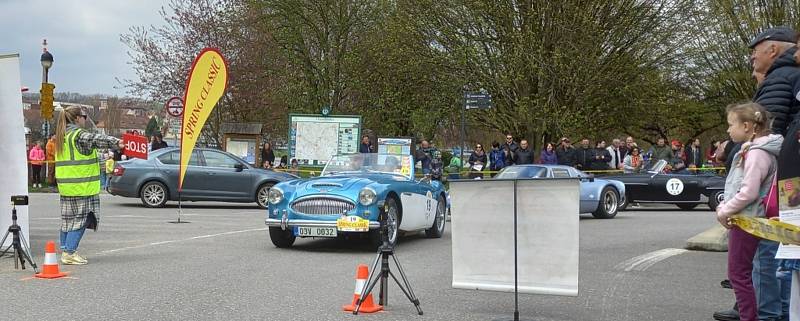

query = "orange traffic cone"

[
  {"left": 342, "top": 264, "right": 383, "bottom": 313},
  {"left": 35, "top": 241, "right": 68, "bottom": 279}
]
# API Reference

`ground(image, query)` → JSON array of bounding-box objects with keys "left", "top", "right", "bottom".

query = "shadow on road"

[
  {"left": 287, "top": 232, "right": 432, "bottom": 253},
  {"left": 116, "top": 203, "right": 262, "bottom": 210}
]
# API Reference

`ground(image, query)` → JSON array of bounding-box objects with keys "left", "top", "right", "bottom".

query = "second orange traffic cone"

[
  {"left": 342, "top": 264, "right": 383, "bottom": 313},
  {"left": 35, "top": 240, "right": 68, "bottom": 279}
]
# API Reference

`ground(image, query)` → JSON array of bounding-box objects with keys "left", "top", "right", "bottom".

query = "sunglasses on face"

[{"left": 476, "top": 146, "right": 482, "bottom": 149}]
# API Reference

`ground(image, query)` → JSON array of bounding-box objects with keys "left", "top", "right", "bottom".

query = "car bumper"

[
  {"left": 265, "top": 218, "right": 381, "bottom": 231},
  {"left": 108, "top": 182, "right": 138, "bottom": 197}
]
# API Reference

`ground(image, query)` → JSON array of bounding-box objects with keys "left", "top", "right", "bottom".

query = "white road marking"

[
  {"left": 614, "top": 248, "right": 688, "bottom": 272},
  {"left": 96, "top": 227, "right": 268, "bottom": 255}
]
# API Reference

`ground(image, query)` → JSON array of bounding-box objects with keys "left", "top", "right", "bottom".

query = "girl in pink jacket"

[
  {"left": 28, "top": 141, "right": 46, "bottom": 188},
  {"left": 716, "top": 102, "right": 783, "bottom": 321}
]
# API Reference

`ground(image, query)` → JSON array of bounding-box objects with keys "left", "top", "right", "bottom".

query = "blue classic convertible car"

[
  {"left": 265, "top": 153, "right": 448, "bottom": 248},
  {"left": 495, "top": 164, "right": 626, "bottom": 219}
]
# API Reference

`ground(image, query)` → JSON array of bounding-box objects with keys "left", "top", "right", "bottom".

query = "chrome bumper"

[{"left": 265, "top": 218, "right": 381, "bottom": 231}]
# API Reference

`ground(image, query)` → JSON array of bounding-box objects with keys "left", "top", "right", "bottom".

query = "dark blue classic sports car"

[
  {"left": 265, "top": 153, "right": 448, "bottom": 248},
  {"left": 603, "top": 160, "right": 726, "bottom": 211}
]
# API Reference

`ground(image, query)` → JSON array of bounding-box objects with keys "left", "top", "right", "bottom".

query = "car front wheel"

[
  {"left": 256, "top": 183, "right": 274, "bottom": 209},
  {"left": 425, "top": 195, "right": 446, "bottom": 238},
  {"left": 370, "top": 196, "right": 401, "bottom": 248},
  {"left": 709, "top": 191, "right": 724, "bottom": 211},
  {"left": 592, "top": 187, "right": 619, "bottom": 219},
  {"left": 140, "top": 181, "right": 168, "bottom": 208},
  {"left": 269, "top": 227, "right": 296, "bottom": 248}
]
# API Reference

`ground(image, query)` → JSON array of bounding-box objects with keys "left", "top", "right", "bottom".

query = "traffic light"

[{"left": 40, "top": 82, "right": 55, "bottom": 120}]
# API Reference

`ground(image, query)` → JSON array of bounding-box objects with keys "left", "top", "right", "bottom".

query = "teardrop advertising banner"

[{"left": 179, "top": 48, "right": 228, "bottom": 191}]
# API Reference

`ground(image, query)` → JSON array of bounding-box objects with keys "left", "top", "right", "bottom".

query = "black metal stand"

[
  {"left": 0, "top": 203, "right": 39, "bottom": 273},
  {"left": 494, "top": 179, "right": 528, "bottom": 321},
  {"left": 168, "top": 190, "right": 190, "bottom": 224},
  {"left": 353, "top": 219, "right": 422, "bottom": 315}
]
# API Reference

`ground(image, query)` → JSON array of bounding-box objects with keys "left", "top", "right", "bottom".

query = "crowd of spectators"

[{"left": 453, "top": 133, "right": 726, "bottom": 176}]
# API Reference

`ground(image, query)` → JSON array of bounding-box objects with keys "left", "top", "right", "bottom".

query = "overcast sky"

[{"left": 0, "top": 0, "right": 169, "bottom": 96}]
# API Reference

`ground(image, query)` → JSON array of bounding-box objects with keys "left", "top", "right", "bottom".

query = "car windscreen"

[
  {"left": 322, "top": 153, "right": 412, "bottom": 178},
  {"left": 496, "top": 166, "right": 547, "bottom": 179}
]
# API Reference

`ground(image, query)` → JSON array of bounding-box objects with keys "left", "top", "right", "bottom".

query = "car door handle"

[
  {"left": 207, "top": 172, "right": 216, "bottom": 175},
  {"left": 402, "top": 192, "right": 412, "bottom": 196}
]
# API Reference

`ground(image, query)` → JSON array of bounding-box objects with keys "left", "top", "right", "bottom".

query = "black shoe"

[
  {"left": 713, "top": 309, "right": 739, "bottom": 321},
  {"left": 720, "top": 279, "right": 732, "bottom": 289}
]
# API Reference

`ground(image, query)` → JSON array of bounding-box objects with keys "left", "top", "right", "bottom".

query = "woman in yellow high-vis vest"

[{"left": 54, "top": 107, "right": 123, "bottom": 265}]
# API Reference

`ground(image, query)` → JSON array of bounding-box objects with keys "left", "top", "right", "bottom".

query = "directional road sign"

[{"left": 463, "top": 92, "right": 492, "bottom": 110}]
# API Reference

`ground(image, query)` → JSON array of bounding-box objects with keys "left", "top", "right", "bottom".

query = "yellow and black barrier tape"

[{"left": 731, "top": 215, "right": 800, "bottom": 246}]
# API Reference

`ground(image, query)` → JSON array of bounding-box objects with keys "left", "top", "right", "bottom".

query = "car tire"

[
  {"left": 255, "top": 183, "right": 274, "bottom": 209},
  {"left": 709, "top": 191, "right": 724, "bottom": 211},
  {"left": 269, "top": 227, "right": 296, "bottom": 248},
  {"left": 370, "top": 196, "right": 401, "bottom": 248},
  {"left": 677, "top": 203, "right": 700, "bottom": 211},
  {"left": 619, "top": 192, "right": 630, "bottom": 211},
  {"left": 425, "top": 195, "right": 447, "bottom": 238},
  {"left": 592, "top": 187, "right": 619, "bottom": 219},
  {"left": 140, "top": 181, "right": 168, "bottom": 208}
]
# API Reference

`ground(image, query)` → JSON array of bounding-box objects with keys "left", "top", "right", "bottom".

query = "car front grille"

[{"left": 291, "top": 197, "right": 355, "bottom": 215}]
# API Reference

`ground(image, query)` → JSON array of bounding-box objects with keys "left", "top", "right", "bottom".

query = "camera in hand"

[{"left": 11, "top": 195, "right": 28, "bottom": 206}]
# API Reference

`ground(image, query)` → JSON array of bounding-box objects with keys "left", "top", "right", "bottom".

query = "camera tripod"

[
  {"left": 0, "top": 202, "right": 39, "bottom": 273},
  {"left": 353, "top": 219, "right": 422, "bottom": 315}
]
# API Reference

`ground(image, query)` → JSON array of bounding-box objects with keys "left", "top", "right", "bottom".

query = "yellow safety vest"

[{"left": 55, "top": 129, "right": 101, "bottom": 196}]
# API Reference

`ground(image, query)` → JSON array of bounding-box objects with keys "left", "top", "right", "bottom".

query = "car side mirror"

[{"left": 234, "top": 163, "right": 245, "bottom": 172}]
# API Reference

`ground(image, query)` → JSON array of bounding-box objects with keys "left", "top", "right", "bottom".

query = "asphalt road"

[{"left": 0, "top": 193, "right": 732, "bottom": 321}]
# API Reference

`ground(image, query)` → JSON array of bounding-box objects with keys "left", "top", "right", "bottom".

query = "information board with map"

[{"left": 288, "top": 114, "right": 361, "bottom": 165}]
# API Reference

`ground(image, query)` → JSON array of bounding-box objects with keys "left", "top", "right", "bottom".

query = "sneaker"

[
  {"left": 60, "top": 252, "right": 87, "bottom": 265},
  {"left": 71, "top": 253, "right": 88, "bottom": 264},
  {"left": 712, "top": 309, "right": 739, "bottom": 321}
]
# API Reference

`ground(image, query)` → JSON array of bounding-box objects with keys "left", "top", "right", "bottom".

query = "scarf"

[{"left": 631, "top": 155, "right": 641, "bottom": 168}]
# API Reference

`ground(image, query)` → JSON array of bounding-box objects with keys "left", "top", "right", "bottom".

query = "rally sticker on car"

[
  {"left": 425, "top": 191, "right": 433, "bottom": 220},
  {"left": 666, "top": 178, "right": 684, "bottom": 196},
  {"left": 336, "top": 215, "right": 370, "bottom": 232}
]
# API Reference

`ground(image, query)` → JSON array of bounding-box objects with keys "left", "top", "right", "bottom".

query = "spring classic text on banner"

[{"left": 179, "top": 48, "right": 228, "bottom": 190}]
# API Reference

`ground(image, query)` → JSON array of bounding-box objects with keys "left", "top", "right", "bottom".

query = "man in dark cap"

[
  {"left": 750, "top": 27, "right": 800, "bottom": 136},
  {"left": 713, "top": 26, "right": 800, "bottom": 321}
]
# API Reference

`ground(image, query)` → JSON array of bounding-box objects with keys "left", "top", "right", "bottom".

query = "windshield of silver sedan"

[{"left": 322, "top": 153, "right": 413, "bottom": 178}]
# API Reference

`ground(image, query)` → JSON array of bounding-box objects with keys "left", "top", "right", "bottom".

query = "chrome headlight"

[
  {"left": 268, "top": 187, "right": 284, "bottom": 204},
  {"left": 359, "top": 188, "right": 377, "bottom": 206}
]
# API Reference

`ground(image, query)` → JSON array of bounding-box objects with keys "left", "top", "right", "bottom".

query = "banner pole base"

[{"left": 168, "top": 190, "right": 190, "bottom": 224}]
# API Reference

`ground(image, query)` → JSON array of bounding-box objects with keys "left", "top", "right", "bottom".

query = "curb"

[{"left": 686, "top": 225, "right": 728, "bottom": 252}]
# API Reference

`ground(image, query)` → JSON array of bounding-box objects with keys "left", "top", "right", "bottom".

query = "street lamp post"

[{"left": 40, "top": 39, "right": 54, "bottom": 185}]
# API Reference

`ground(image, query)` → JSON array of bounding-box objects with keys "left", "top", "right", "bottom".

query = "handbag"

[
  {"left": 764, "top": 175, "right": 779, "bottom": 218},
  {"left": 85, "top": 212, "right": 99, "bottom": 231}
]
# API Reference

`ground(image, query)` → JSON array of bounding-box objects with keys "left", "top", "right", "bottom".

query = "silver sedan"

[{"left": 108, "top": 147, "right": 297, "bottom": 208}]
